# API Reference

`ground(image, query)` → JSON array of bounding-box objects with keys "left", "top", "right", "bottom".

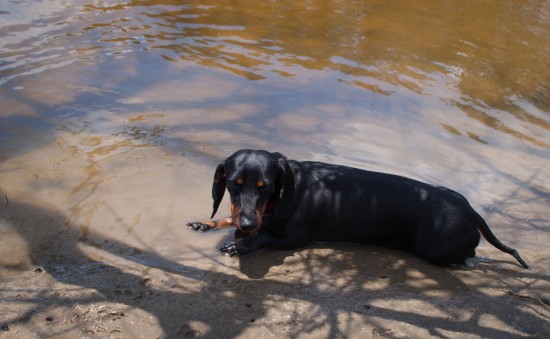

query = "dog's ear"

[
  {"left": 273, "top": 154, "right": 295, "bottom": 219},
  {"left": 211, "top": 161, "right": 226, "bottom": 219}
]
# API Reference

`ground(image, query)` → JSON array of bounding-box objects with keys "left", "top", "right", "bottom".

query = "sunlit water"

[{"left": 0, "top": 0, "right": 549, "bottom": 273}]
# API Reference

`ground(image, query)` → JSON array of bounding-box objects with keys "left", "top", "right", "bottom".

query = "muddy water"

[{"left": 0, "top": 0, "right": 549, "bottom": 277}]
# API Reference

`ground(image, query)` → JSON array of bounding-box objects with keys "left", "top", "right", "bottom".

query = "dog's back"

[{"left": 289, "top": 161, "right": 478, "bottom": 248}]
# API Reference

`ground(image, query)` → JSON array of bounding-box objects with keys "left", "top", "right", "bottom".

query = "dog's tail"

[{"left": 473, "top": 211, "right": 529, "bottom": 268}]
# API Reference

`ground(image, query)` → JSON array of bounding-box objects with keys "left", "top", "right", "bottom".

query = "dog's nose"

[{"left": 239, "top": 214, "right": 257, "bottom": 232}]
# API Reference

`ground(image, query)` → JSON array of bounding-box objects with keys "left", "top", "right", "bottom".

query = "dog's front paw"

[
  {"left": 187, "top": 221, "right": 213, "bottom": 232},
  {"left": 219, "top": 241, "right": 239, "bottom": 257}
]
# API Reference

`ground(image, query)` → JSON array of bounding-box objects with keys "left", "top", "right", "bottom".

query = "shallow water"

[{"left": 0, "top": 0, "right": 549, "bottom": 274}]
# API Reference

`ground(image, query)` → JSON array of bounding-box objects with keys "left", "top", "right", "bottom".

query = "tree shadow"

[
  {"left": 236, "top": 242, "right": 549, "bottom": 337},
  {"left": 0, "top": 197, "right": 263, "bottom": 336},
  {"left": 1, "top": 196, "right": 548, "bottom": 337}
]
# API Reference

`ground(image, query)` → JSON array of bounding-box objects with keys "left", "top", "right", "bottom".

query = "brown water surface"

[{"left": 1, "top": 0, "right": 549, "bottom": 274}]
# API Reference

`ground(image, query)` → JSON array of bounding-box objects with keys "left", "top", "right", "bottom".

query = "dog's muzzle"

[{"left": 239, "top": 208, "right": 259, "bottom": 232}]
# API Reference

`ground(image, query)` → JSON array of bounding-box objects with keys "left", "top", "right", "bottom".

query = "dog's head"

[{"left": 210, "top": 149, "right": 294, "bottom": 233}]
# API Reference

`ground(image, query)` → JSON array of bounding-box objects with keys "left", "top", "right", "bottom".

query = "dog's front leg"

[
  {"left": 220, "top": 230, "right": 283, "bottom": 256},
  {"left": 187, "top": 217, "right": 233, "bottom": 232}
]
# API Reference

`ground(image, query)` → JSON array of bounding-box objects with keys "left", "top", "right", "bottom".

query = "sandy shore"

[{"left": 1, "top": 242, "right": 549, "bottom": 338}]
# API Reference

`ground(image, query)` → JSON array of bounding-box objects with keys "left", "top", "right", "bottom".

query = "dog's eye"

[
  {"left": 256, "top": 181, "right": 265, "bottom": 189},
  {"left": 230, "top": 179, "right": 244, "bottom": 187}
]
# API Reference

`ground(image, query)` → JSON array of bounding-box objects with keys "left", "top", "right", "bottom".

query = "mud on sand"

[{"left": 1, "top": 244, "right": 549, "bottom": 338}]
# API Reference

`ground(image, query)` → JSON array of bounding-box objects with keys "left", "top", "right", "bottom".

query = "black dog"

[{"left": 188, "top": 149, "right": 529, "bottom": 268}]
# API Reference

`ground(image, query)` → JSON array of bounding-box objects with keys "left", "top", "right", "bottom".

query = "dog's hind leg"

[
  {"left": 414, "top": 213, "right": 480, "bottom": 266},
  {"left": 418, "top": 240, "right": 477, "bottom": 266}
]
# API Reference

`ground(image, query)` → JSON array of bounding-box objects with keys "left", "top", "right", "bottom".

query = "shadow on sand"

[{"left": 1, "top": 195, "right": 549, "bottom": 338}]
